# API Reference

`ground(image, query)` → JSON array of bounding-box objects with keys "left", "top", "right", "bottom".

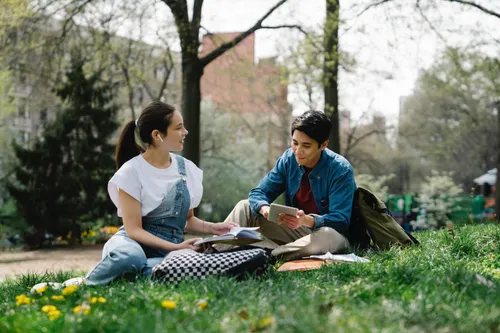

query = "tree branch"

[
  {"left": 59, "top": 0, "right": 95, "bottom": 40},
  {"left": 162, "top": 0, "right": 192, "bottom": 45},
  {"left": 191, "top": 0, "right": 204, "bottom": 32},
  {"left": 446, "top": 0, "right": 500, "bottom": 20},
  {"left": 260, "top": 24, "right": 308, "bottom": 35},
  {"left": 200, "top": 0, "right": 291, "bottom": 67},
  {"left": 156, "top": 51, "right": 174, "bottom": 101},
  {"left": 416, "top": 0, "right": 447, "bottom": 43},
  {"left": 355, "top": 0, "right": 393, "bottom": 19},
  {"left": 344, "top": 128, "right": 390, "bottom": 156}
]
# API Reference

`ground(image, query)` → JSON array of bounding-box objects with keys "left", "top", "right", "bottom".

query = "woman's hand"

[
  {"left": 175, "top": 238, "right": 202, "bottom": 251},
  {"left": 210, "top": 221, "right": 239, "bottom": 235}
]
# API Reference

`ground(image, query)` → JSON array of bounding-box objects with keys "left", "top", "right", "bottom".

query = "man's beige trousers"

[{"left": 215, "top": 200, "right": 349, "bottom": 261}]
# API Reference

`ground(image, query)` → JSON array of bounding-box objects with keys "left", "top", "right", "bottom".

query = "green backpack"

[{"left": 347, "top": 187, "right": 420, "bottom": 250}]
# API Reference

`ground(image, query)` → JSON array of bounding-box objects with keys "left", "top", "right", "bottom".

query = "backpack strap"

[{"left": 405, "top": 231, "right": 420, "bottom": 245}]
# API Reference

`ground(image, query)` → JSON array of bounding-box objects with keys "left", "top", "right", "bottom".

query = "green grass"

[{"left": 1, "top": 224, "right": 499, "bottom": 333}]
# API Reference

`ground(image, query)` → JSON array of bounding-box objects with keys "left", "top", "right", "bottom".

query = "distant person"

[{"left": 218, "top": 111, "right": 356, "bottom": 260}]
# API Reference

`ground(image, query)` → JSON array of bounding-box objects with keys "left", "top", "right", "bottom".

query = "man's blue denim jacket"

[{"left": 249, "top": 148, "right": 356, "bottom": 234}]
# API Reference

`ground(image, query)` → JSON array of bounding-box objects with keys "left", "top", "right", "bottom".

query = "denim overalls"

[{"left": 85, "top": 155, "right": 191, "bottom": 285}]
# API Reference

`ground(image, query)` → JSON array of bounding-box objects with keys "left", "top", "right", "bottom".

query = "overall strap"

[{"left": 175, "top": 155, "right": 186, "bottom": 177}]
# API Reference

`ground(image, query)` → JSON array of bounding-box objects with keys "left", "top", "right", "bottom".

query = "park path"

[{"left": 0, "top": 245, "right": 103, "bottom": 282}]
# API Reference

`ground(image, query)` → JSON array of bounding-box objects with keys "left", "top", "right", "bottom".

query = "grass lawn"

[{"left": 1, "top": 223, "right": 499, "bottom": 333}]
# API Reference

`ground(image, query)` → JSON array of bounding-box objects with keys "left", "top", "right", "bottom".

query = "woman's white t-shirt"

[{"left": 108, "top": 153, "right": 203, "bottom": 217}]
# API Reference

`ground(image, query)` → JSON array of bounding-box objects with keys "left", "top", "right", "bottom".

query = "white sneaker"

[
  {"left": 30, "top": 282, "right": 62, "bottom": 294},
  {"left": 62, "top": 277, "right": 86, "bottom": 287}
]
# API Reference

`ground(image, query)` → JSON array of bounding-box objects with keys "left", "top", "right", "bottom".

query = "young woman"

[{"left": 80, "top": 101, "right": 236, "bottom": 285}]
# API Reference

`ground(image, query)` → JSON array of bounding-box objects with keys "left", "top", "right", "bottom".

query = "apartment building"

[
  {"left": 200, "top": 32, "right": 292, "bottom": 168},
  {"left": 1, "top": 17, "right": 181, "bottom": 150}
]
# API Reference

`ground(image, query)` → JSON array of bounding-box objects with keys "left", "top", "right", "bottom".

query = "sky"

[
  {"left": 198, "top": 0, "right": 499, "bottom": 125},
  {"left": 112, "top": 0, "right": 500, "bottom": 126}
]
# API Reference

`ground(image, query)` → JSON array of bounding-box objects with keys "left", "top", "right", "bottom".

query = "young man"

[{"left": 221, "top": 110, "right": 356, "bottom": 260}]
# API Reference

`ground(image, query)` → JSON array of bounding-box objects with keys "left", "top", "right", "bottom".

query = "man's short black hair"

[{"left": 291, "top": 110, "right": 332, "bottom": 146}]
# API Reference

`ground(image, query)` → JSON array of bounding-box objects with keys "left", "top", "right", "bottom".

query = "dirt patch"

[{"left": 0, "top": 245, "right": 103, "bottom": 282}]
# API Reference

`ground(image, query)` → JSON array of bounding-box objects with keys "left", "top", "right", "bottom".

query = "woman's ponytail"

[
  {"left": 115, "top": 120, "right": 141, "bottom": 169},
  {"left": 115, "top": 101, "right": 176, "bottom": 169}
]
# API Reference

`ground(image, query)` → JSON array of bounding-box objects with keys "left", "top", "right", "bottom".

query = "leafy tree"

[
  {"left": 399, "top": 48, "right": 499, "bottom": 192},
  {"left": 355, "top": 173, "right": 395, "bottom": 199},
  {"left": 198, "top": 100, "right": 267, "bottom": 221},
  {"left": 7, "top": 58, "right": 118, "bottom": 247}
]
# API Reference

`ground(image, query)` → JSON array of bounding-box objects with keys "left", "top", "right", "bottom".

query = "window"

[
  {"left": 18, "top": 63, "right": 27, "bottom": 84},
  {"left": 17, "top": 130, "right": 30, "bottom": 146},
  {"left": 40, "top": 108, "right": 47, "bottom": 123},
  {"left": 17, "top": 99, "right": 27, "bottom": 118}
]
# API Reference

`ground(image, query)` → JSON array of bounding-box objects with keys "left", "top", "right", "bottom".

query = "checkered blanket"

[{"left": 152, "top": 248, "right": 269, "bottom": 283}]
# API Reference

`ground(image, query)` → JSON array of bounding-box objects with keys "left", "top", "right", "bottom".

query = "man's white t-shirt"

[{"left": 108, "top": 153, "right": 203, "bottom": 217}]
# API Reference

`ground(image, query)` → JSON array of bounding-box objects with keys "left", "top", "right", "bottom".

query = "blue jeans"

[{"left": 85, "top": 232, "right": 163, "bottom": 286}]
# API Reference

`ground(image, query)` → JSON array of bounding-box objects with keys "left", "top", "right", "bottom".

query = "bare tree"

[
  {"left": 161, "top": 0, "right": 303, "bottom": 166},
  {"left": 324, "top": 0, "right": 341, "bottom": 152}
]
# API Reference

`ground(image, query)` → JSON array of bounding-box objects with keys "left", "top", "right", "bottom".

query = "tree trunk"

[
  {"left": 324, "top": 0, "right": 340, "bottom": 153},
  {"left": 181, "top": 54, "right": 203, "bottom": 166}
]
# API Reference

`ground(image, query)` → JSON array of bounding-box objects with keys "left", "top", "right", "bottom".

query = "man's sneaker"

[
  {"left": 30, "top": 282, "right": 62, "bottom": 294},
  {"left": 62, "top": 277, "right": 86, "bottom": 287}
]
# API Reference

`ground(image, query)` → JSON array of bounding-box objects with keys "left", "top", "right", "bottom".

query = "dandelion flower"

[
  {"left": 48, "top": 310, "right": 61, "bottom": 320},
  {"left": 62, "top": 285, "right": 78, "bottom": 295},
  {"left": 35, "top": 285, "right": 48, "bottom": 294},
  {"left": 15, "top": 294, "right": 32, "bottom": 306},
  {"left": 197, "top": 299, "right": 208, "bottom": 310},
  {"left": 51, "top": 295, "right": 64, "bottom": 301},
  {"left": 73, "top": 304, "right": 90, "bottom": 315},
  {"left": 41, "top": 305, "right": 57, "bottom": 313},
  {"left": 161, "top": 300, "right": 176, "bottom": 309},
  {"left": 90, "top": 297, "right": 107, "bottom": 304},
  {"left": 259, "top": 316, "right": 275, "bottom": 328}
]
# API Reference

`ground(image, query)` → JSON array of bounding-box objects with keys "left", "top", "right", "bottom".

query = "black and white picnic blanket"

[{"left": 152, "top": 247, "right": 270, "bottom": 283}]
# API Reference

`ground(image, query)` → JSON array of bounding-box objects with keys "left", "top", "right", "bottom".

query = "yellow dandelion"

[
  {"left": 259, "top": 316, "right": 275, "bottom": 328},
  {"left": 62, "top": 285, "right": 78, "bottom": 295},
  {"left": 90, "top": 297, "right": 106, "bottom": 304},
  {"left": 73, "top": 304, "right": 91, "bottom": 315},
  {"left": 51, "top": 295, "right": 64, "bottom": 301},
  {"left": 35, "top": 285, "right": 48, "bottom": 294},
  {"left": 197, "top": 299, "right": 208, "bottom": 310},
  {"left": 161, "top": 300, "right": 176, "bottom": 309},
  {"left": 41, "top": 305, "right": 57, "bottom": 313},
  {"left": 15, "top": 294, "right": 32, "bottom": 306},
  {"left": 82, "top": 231, "right": 88, "bottom": 237},
  {"left": 47, "top": 310, "right": 61, "bottom": 321}
]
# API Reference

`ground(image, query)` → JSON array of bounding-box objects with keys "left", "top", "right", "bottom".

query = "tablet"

[{"left": 268, "top": 203, "right": 298, "bottom": 223}]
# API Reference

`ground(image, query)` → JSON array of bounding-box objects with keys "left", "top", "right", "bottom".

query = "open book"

[{"left": 193, "top": 227, "right": 262, "bottom": 246}]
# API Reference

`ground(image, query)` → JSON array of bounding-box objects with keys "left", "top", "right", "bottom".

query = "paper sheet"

[{"left": 305, "top": 252, "right": 370, "bottom": 263}]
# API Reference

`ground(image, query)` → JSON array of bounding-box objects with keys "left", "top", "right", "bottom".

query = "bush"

[{"left": 412, "top": 171, "right": 463, "bottom": 230}]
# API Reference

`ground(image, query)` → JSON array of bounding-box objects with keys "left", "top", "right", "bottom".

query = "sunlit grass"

[{"left": 1, "top": 223, "right": 499, "bottom": 332}]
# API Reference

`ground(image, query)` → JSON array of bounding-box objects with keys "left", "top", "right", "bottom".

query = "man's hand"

[
  {"left": 210, "top": 221, "right": 238, "bottom": 235},
  {"left": 259, "top": 205, "right": 270, "bottom": 219},
  {"left": 278, "top": 210, "right": 313, "bottom": 229}
]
